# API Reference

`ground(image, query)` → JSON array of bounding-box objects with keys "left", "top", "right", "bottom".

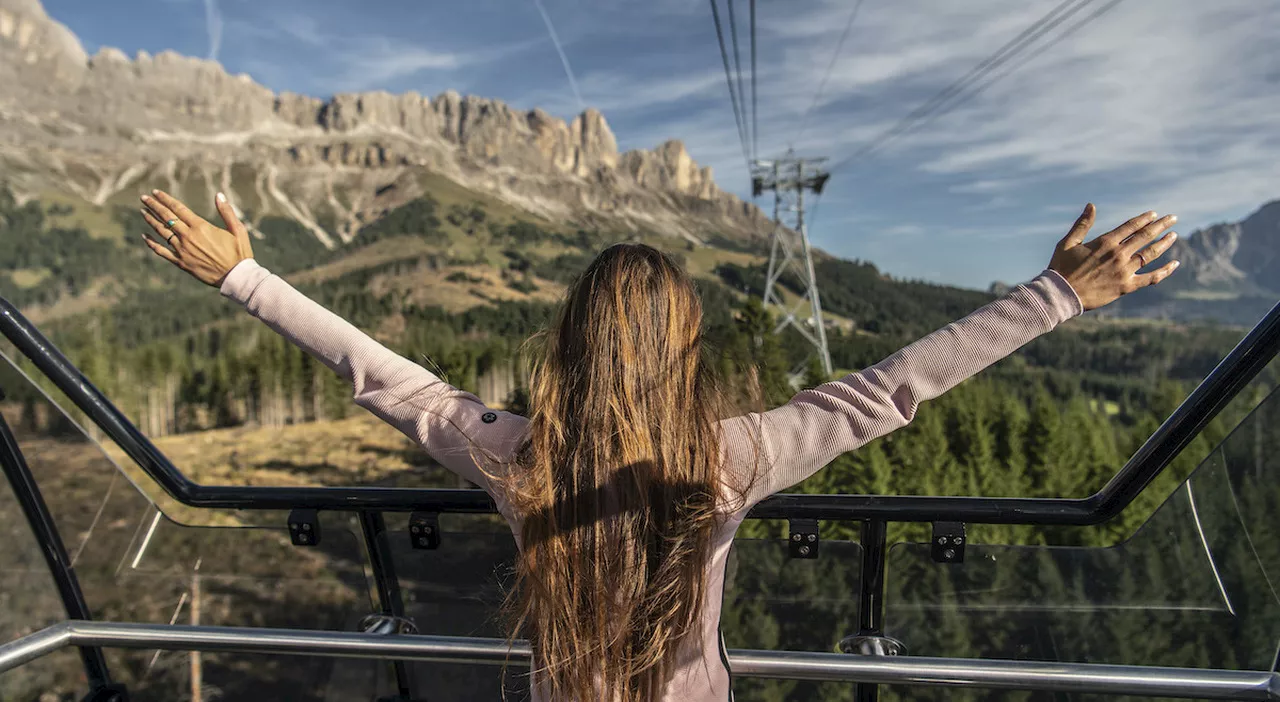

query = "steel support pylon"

[{"left": 754, "top": 152, "right": 833, "bottom": 377}]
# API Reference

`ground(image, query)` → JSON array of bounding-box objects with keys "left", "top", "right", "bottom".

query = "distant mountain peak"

[{"left": 0, "top": 0, "right": 87, "bottom": 75}]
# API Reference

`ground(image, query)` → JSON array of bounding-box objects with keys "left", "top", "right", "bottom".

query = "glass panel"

[
  {"left": 382, "top": 514, "right": 863, "bottom": 701},
  {"left": 1206, "top": 385, "right": 1280, "bottom": 668},
  {"left": 722, "top": 539, "right": 864, "bottom": 650},
  {"left": 724, "top": 539, "right": 863, "bottom": 702},
  {"left": 383, "top": 514, "right": 520, "bottom": 700},
  {"left": 0, "top": 354, "right": 390, "bottom": 700},
  {"left": 0, "top": 417, "right": 89, "bottom": 700},
  {"left": 883, "top": 387, "right": 1280, "bottom": 674}
]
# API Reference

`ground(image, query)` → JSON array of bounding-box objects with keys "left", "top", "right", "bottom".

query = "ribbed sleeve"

[
  {"left": 220, "top": 259, "right": 527, "bottom": 517},
  {"left": 719, "top": 268, "right": 1083, "bottom": 511}
]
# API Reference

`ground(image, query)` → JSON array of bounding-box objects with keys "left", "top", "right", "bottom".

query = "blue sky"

[{"left": 41, "top": 0, "right": 1280, "bottom": 290}]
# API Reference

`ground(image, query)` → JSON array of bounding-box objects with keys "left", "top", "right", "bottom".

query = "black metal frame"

[
  {"left": 3, "top": 295, "right": 1279, "bottom": 524},
  {"left": 854, "top": 520, "right": 888, "bottom": 702},
  {"left": 2, "top": 293, "right": 1279, "bottom": 702},
  {"left": 358, "top": 511, "right": 414, "bottom": 698},
  {"left": 0, "top": 396, "right": 116, "bottom": 696}
]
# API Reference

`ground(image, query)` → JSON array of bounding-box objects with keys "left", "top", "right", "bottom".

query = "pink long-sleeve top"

[{"left": 219, "top": 258, "right": 1083, "bottom": 701}]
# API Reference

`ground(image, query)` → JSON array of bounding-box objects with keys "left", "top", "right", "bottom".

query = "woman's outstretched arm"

[
  {"left": 720, "top": 204, "right": 1181, "bottom": 510},
  {"left": 138, "top": 190, "right": 527, "bottom": 512}
]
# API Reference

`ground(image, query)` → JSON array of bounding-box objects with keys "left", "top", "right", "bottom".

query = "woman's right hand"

[
  {"left": 139, "top": 190, "right": 254, "bottom": 287},
  {"left": 1048, "top": 204, "right": 1180, "bottom": 311}
]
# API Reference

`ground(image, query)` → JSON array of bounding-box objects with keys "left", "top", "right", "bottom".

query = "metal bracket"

[
  {"left": 360, "top": 614, "right": 419, "bottom": 636},
  {"left": 287, "top": 509, "right": 320, "bottom": 546},
  {"left": 931, "top": 521, "right": 965, "bottom": 563},
  {"left": 408, "top": 511, "right": 440, "bottom": 550},
  {"left": 788, "top": 518, "right": 819, "bottom": 559},
  {"left": 838, "top": 634, "right": 907, "bottom": 657}
]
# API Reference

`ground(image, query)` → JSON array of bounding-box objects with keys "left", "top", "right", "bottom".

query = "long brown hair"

[{"left": 498, "top": 242, "right": 739, "bottom": 701}]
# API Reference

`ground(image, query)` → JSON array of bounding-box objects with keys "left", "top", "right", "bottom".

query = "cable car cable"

[
  {"left": 794, "top": 0, "right": 866, "bottom": 149},
  {"left": 727, "top": 0, "right": 752, "bottom": 161},
  {"left": 750, "top": 0, "right": 758, "bottom": 163},
  {"left": 921, "top": 0, "right": 1125, "bottom": 135},
  {"left": 710, "top": 0, "right": 753, "bottom": 172},
  {"left": 827, "top": 0, "right": 1097, "bottom": 173}
]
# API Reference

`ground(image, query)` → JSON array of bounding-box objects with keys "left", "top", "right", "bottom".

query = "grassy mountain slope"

[{"left": 1, "top": 169, "right": 860, "bottom": 335}]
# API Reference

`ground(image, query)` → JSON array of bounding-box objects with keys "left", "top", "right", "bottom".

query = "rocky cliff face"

[{"left": 0, "top": 0, "right": 772, "bottom": 247}]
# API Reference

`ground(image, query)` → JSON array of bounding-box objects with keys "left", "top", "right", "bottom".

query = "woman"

[{"left": 139, "top": 190, "right": 1177, "bottom": 702}]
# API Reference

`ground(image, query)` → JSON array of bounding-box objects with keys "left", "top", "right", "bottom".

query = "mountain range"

[{"left": 0, "top": 0, "right": 771, "bottom": 251}]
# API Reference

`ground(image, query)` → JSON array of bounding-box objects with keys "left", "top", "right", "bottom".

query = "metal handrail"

[
  {"left": 0, "top": 622, "right": 1275, "bottom": 700},
  {"left": 2, "top": 294, "right": 1278, "bottom": 523}
]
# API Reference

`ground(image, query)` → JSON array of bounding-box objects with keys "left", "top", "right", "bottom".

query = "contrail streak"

[
  {"left": 532, "top": 0, "right": 586, "bottom": 112},
  {"left": 203, "top": 0, "right": 223, "bottom": 61}
]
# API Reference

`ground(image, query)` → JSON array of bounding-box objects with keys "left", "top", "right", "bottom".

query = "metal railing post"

[
  {"left": 849, "top": 520, "right": 895, "bottom": 702},
  {"left": 359, "top": 511, "right": 415, "bottom": 698}
]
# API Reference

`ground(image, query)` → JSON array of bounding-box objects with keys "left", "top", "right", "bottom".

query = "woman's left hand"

[{"left": 139, "top": 190, "right": 254, "bottom": 286}]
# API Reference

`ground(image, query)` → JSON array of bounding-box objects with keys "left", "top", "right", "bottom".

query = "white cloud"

[
  {"left": 229, "top": 13, "right": 506, "bottom": 93},
  {"left": 861, "top": 1, "right": 1280, "bottom": 222},
  {"left": 1045, "top": 203, "right": 1086, "bottom": 214},
  {"left": 521, "top": 69, "right": 727, "bottom": 119},
  {"left": 879, "top": 224, "right": 926, "bottom": 237},
  {"left": 330, "top": 39, "right": 461, "bottom": 89},
  {"left": 950, "top": 178, "right": 1020, "bottom": 195},
  {"left": 587, "top": 70, "right": 726, "bottom": 112},
  {"left": 975, "top": 222, "right": 1070, "bottom": 242}
]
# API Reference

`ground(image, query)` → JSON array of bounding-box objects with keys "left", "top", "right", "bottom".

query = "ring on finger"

[
  {"left": 1134, "top": 250, "right": 1147, "bottom": 267},
  {"left": 165, "top": 219, "right": 178, "bottom": 229},
  {"left": 166, "top": 233, "right": 177, "bottom": 246}
]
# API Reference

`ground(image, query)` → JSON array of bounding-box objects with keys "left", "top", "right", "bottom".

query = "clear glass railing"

[
  {"left": 722, "top": 539, "right": 866, "bottom": 702},
  {"left": 376, "top": 516, "right": 867, "bottom": 699},
  {"left": 882, "top": 386, "right": 1280, "bottom": 700},
  {"left": 380, "top": 520, "right": 519, "bottom": 700},
  {"left": 0, "top": 353, "right": 391, "bottom": 701},
  {"left": 0, "top": 427, "right": 87, "bottom": 700}
]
